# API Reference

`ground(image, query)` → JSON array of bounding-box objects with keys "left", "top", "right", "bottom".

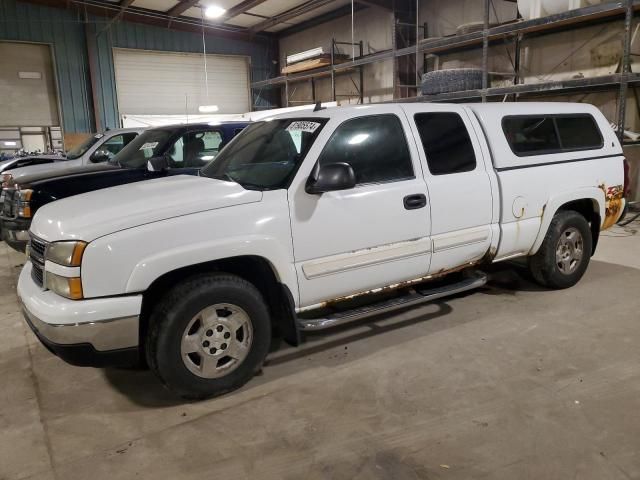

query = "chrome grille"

[
  {"left": 2, "top": 189, "right": 16, "bottom": 218},
  {"left": 29, "top": 233, "right": 47, "bottom": 288}
]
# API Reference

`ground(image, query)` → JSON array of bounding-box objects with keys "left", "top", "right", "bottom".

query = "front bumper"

[
  {"left": 18, "top": 263, "right": 143, "bottom": 367},
  {"left": 2, "top": 217, "right": 31, "bottom": 252}
]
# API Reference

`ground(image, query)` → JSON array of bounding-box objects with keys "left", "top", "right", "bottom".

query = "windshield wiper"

[
  {"left": 209, "top": 173, "right": 263, "bottom": 191},
  {"left": 210, "top": 172, "right": 236, "bottom": 183}
]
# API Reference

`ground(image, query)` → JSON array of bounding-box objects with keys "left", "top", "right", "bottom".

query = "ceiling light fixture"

[
  {"left": 198, "top": 105, "right": 219, "bottom": 113},
  {"left": 204, "top": 5, "right": 226, "bottom": 18}
]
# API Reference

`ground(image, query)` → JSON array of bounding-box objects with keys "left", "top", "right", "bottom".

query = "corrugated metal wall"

[
  {"left": 87, "top": 15, "right": 278, "bottom": 128},
  {"left": 0, "top": 0, "right": 278, "bottom": 137},
  {"left": 0, "top": 0, "right": 93, "bottom": 134}
]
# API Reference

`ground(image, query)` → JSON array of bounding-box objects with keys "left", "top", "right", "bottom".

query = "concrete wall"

[
  {"left": 279, "top": 7, "right": 394, "bottom": 104},
  {"left": 419, "top": 0, "right": 517, "bottom": 38}
]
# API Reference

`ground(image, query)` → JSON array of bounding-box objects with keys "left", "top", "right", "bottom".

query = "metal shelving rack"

[
  {"left": 262, "top": 38, "right": 365, "bottom": 107},
  {"left": 252, "top": 0, "right": 640, "bottom": 138}
]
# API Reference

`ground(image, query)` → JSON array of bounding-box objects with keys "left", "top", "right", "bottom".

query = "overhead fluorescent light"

[
  {"left": 198, "top": 105, "right": 219, "bottom": 113},
  {"left": 3, "top": 141, "right": 17, "bottom": 146},
  {"left": 287, "top": 47, "right": 324, "bottom": 65},
  {"left": 18, "top": 71, "right": 42, "bottom": 79},
  {"left": 204, "top": 5, "right": 226, "bottom": 18}
]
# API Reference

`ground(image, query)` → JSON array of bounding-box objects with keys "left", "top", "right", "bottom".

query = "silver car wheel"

[
  {"left": 555, "top": 226, "right": 584, "bottom": 275},
  {"left": 180, "top": 303, "right": 253, "bottom": 379}
]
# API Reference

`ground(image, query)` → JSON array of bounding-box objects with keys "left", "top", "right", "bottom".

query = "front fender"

[
  {"left": 80, "top": 192, "right": 298, "bottom": 301},
  {"left": 125, "top": 234, "right": 296, "bottom": 295},
  {"left": 530, "top": 187, "right": 605, "bottom": 255}
]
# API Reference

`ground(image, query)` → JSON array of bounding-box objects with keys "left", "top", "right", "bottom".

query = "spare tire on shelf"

[{"left": 421, "top": 68, "right": 484, "bottom": 95}]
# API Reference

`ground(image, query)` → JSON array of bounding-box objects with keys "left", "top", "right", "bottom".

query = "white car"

[{"left": 18, "top": 102, "right": 626, "bottom": 399}]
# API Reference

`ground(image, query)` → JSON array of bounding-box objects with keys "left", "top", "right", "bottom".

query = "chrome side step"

[{"left": 298, "top": 270, "right": 487, "bottom": 331}]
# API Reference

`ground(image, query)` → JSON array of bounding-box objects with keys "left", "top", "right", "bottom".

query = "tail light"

[{"left": 623, "top": 158, "right": 630, "bottom": 198}]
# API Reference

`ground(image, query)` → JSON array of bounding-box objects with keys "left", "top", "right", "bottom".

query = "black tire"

[
  {"left": 617, "top": 201, "right": 629, "bottom": 224},
  {"left": 145, "top": 273, "right": 271, "bottom": 400},
  {"left": 421, "top": 68, "right": 484, "bottom": 95},
  {"left": 528, "top": 210, "right": 593, "bottom": 289}
]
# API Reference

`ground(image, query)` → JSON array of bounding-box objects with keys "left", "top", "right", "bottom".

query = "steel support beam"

[
  {"left": 166, "top": 0, "right": 200, "bottom": 20},
  {"left": 224, "top": 0, "right": 269, "bottom": 20},
  {"left": 618, "top": 0, "right": 634, "bottom": 141},
  {"left": 102, "top": 0, "right": 136, "bottom": 30},
  {"left": 481, "top": 0, "right": 489, "bottom": 102},
  {"left": 249, "top": 0, "right": 337, "bottom": 32},
  {"left": 24, "top": 0, "right": 268, "bottom": 41},
  {"left": 355, "top": 0, "right": 392, "bottom": 11}
]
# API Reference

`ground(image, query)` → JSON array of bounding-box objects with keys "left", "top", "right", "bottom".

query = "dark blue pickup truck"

[{"left": 2, "top": 121, "right": 249, "bottom": 252}]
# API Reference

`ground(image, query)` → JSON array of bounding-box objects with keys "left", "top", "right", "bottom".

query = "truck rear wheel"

[
  {"left": 528, "top": 210, "right": 592, "bottom": 289},
  {"left": 145, "top": 273, "right": 271, "bottom": 399}
]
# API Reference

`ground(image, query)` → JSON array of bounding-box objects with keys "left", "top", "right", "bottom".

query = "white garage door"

[
  {"left": 113, "top": 48, "right": 250, "bottom": 116},
  {"left": 0, "top": 42, "right": 59, "bottom": 127}
]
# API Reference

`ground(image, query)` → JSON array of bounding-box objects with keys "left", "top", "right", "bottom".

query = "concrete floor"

[{"left": 2, "top": 219, "right": 640, "bottom": 480}]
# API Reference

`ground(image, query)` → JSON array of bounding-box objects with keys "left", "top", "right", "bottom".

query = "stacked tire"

[{"left": 421, "top": 68, "right": 484, "bottom": 95}]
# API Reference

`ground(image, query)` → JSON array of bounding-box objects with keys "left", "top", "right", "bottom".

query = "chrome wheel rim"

[
  {"left": 555, "top": 227, "right": 584, "bottom": 275},
  {"left": 180, "top": 303, "right": 253, "bottom": 379}
]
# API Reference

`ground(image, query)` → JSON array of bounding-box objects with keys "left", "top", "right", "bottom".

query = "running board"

[{"left": 298, "top": 270, "right": 488, "bottom": 331}]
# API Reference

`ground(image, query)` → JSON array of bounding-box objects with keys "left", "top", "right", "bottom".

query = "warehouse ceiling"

[{"left": 38, "top": 0, "right": 391, "bottom": 36}]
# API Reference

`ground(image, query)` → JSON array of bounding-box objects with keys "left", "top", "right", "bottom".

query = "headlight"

[
  {"left": 45, "top": 272, "right": 83, "bottom": 300},
  {"left": 15, "top": 188, "right": 33, "bottom": 218},
  {"left": 17, "top": 189, "right": 32, "bottom": 201},
  {"left": 46, "top": 241, "right": 87, "bottom": 267},
  {"left": 2, "top": 173, "right": 12, "bottom": 188}
]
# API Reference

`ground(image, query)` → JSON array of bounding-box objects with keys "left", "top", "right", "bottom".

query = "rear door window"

[
  {"left": 414, "top": 112, "right": 477, "bottom": 175},
  {"left": 317, "top": 114, "right": 414, "bottom": 185}
]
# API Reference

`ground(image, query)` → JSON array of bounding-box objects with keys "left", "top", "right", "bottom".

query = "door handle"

[{"left": 403, "top": 193, "right": 427, "bottom": 210}]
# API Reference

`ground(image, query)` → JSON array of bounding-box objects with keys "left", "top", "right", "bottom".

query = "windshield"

[
  {"left": 111, "top": 128, "right": 175, "bottom": 168},
  {"left": 200, "top": 118, "right": 326, "bottom": 190},
  {"left": 66, "top": 134, "right": 102, "bottom": 159}
]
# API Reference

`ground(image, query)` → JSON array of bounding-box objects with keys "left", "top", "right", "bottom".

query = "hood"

[
  {"left": 24, "top": 154, "right": 64, "bottom": 160},
  {"left": 30, "top": 175, "right": 262, "bottom": 242},
  {"left": 0, "top": 155, "right": 67, "bottom": 174},
  {"left": 6, "top": 162, "right": 117, "bottom": 185}
]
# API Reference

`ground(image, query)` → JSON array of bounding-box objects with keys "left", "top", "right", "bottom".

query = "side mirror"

[
  {"left": 90, "top": 150, "right": 110, "bottom": 163},
  {"left": 147, "top": 155, "right": 170, "bottom": 172},
  {"left": 305, "top": 162, "right": 356, "bottom": 194}
]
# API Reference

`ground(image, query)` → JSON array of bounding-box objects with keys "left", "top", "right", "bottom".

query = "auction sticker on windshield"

[
  {"left": 286, "top": 121, "right": 321, "bottom": 133},
  {"left": 139, "top": 142, "right": 159, "bottom": 150}
]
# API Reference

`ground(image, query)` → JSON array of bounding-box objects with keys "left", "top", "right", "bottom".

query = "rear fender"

[{"left": 530, "top": 187, "right": 604, "bottom": 255}]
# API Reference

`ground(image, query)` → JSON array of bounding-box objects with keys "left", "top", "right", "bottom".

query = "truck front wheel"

[
  {"left": 145, "top": 273, "right": 271, "bottom": 399},
  {"left": 529, "top": 210, "right": 593, "bottom": 289}
]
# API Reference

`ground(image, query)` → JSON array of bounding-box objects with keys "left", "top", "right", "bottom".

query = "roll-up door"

[{"left": 113, "top": 48, "right": 250, "bottom": 116}]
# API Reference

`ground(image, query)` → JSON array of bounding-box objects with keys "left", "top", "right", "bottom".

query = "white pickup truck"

[{"left": 18, "top": 103, "right": 625, "bottom": 399}]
